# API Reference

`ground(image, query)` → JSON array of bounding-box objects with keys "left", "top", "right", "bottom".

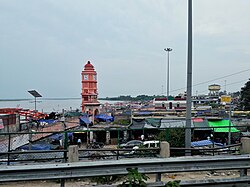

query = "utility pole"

[
  {"left": 228, "top": 101, "right": 232, "bottom": 145},
  {"left": 225, "top": 80, "right": 227, "bottom": 94},
  {"left": 185, "top": 0, "right": 193, "bottom": 156},
  {"left": 28, "top": 120, "right": 32, "bottom": 150}
]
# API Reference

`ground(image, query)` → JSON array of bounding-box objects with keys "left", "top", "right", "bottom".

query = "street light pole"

[
  {"left": 35, "top": 97, "right": 37, "bottom": 111},
  {"left": 28, "top": 90, "right": 42, "bottom": 112},
  {"left": 185, "top": 0, "right": 193, "bottom": 156},
  {"left": 164, "top": 48, "right": 173, "bottom": 98}
]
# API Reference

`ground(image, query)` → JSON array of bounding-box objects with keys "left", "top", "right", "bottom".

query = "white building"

[{"left": 153, "top": 97, "right": 187, "bottom": 111}]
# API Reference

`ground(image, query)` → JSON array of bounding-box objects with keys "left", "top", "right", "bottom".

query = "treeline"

[{"left": 100, "top": 95, "right": 166, "bottom": 101}]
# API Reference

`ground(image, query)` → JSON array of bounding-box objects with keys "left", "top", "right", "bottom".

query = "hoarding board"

[{"left": 221, "top": 95, "right": 232, "bottom": 103}]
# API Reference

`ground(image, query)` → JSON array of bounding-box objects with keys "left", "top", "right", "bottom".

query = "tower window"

[{"left": 84, "top": 74, "right": 88, "bottom": 80}]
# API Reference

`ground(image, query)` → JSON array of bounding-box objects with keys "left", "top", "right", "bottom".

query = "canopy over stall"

[
  {"left": 191, "top": 140, "right": 223, "bottom": 147},
  {"left": 95, "top": 114, "right": 114, "bottom": 122},
  {"left": 208, "top": 119, "right": 239, "bottom": 133},
  {"left": 79, "top": 116, "right": 91, "bottom": 126},
  {"left": 193, "top": 118, "right": 211, "bottom": 131}
]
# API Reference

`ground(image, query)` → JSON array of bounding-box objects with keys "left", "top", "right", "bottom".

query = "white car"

[
  {"left": 143, "top": 140, "right": 160, "bottom": 148},
  {"left": 119, "top": 140, "right": 143, "bottom": 149},
  {"left": 124, "top": 140, "right": 160, "bottom": 156},
  {"left": 133, "top": 140, "right": 160, "bottom": 149}
]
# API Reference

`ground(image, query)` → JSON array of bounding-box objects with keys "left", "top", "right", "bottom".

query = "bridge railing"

[
  {"left": 0, "top": 155, "right": 250, "bottom": 187},
  {"left": 0, "top": 142, "right": 242, "bottom": 165},
  {"left": 0, "top": 129, "right": 245, "bottom": 165}
]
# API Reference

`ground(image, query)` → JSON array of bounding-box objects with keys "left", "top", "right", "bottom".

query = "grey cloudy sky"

[{"left": 0, "top": 0, "right": 249, "bottom": 99}]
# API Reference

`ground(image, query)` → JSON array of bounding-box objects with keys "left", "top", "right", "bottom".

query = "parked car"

[
  {"left": 123, "top": 140, "right": 160, "bottom": 157},
  {"left": 143, "top": 140, "right": 160, "bottom": 148},
  {"left": 119, "top": 140, "right": 143, "bottom": 149},
  {"left": 133, "top": 140, "right": 160, "bottom": 149}
]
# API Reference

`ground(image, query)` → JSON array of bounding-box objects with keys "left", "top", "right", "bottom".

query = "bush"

[
  {"left": 166, "top": 180, "right": 181, "bottom": 187},
  {"left": 118, "top": 168, "right": 149, "bottom": 187}
]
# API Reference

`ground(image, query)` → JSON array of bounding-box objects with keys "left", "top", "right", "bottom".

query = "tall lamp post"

[
  {"left": 185, "top": 0, "right": 193, "bottom": 156},
  {"left": 164, "top": 48, "right": 173, "bottom": 98},
  {"left": 27, "top": 90, "right": 42, "bottom": 150}
]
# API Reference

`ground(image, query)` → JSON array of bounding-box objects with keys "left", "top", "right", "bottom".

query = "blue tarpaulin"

[
  {"left": 191, "top": 140, "right": 223, "bottom": 147},
  {"left": 79, "top": 116, "right": 91, "bottom": 125},
  {"left": 95, "top": 114, "right": 114, "bottom": 122},
  {"left": 49, "top": 133, "right": 63, "bottom": 140},
  {"left": 20, "top": 144, "right": 51, "bottom": 150},
  {"left": 49, "top": 132, "right": 73, "bottom": 141},
  {"left": 38, "top": 119, "right": 57, "bottom": 124}
]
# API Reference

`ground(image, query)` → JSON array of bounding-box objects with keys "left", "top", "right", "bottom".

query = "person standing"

[
  {"left": 141, "top": 134, "right": 145, "bottom": 141},
  {"left": 77, "top": 138, "right": 82, "bottom": 148}
]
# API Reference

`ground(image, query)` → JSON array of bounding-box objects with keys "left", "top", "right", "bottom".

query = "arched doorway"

[{"left": 169, "top": 102, "right": 173, "bottom": 109}]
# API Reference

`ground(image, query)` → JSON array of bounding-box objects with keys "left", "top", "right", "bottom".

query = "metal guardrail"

[
  {"left": 170, "top": 143, "right": 241, "bottom": 156},
  {"left": 0, "top": 155, "right": 249, "bottom": 186},
  {"left": 78, "top": 147, "right": 160, "bottom": 160},
  {"left": 0, "top": 149, "right": 67, "bottom": 165},
  {"left": 0, "top": 147, "right": 159, "bottom": 165},
  {"left": 0, "top": 143, "right": 241, "bottom": 165}
]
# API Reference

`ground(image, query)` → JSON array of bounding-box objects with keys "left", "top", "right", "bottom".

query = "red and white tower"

[{"left": 81, "top": 61, "right": 100, "bottom": 118}]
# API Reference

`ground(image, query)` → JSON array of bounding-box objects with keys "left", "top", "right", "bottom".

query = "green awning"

[
  {"left": 208, "top": 120, "right": 240, "bottom": 133},
  {"left": 145, "top": 118, "right": 161, "bottom": 128},
  {"left": 193, "top": 119, "right": 211, "bottom": 130}
]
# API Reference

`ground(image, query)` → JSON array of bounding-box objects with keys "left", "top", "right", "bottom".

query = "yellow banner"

[{"left": 221, "top": 95, "right": 232, "bottom": 103}]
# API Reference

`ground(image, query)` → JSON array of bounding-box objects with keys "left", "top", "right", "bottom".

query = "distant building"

[
  {"left": 208, "top": 84, "right": 221, "bottom": 96},
  {"left": 81, "top": 61, "right": 100, "bottom": 120},
  {"left": 153, "top": 97, "right": 187, "bottom": 111},
  {"left": 192, "top": 95, "right": 219, "bottom": 106},
  {"left": 0, "top": 114, "right": 20, "bottom": 133}
]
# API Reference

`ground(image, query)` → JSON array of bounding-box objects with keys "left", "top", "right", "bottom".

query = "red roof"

[
  {"left": 193, "top": 118, "right": 204, "bottom": 122},
  {"left": 84, "top": 61, "right": 94, "bottom": 70},
  {"left": 0, "top": 108, "right": 48, "bottom": 119},
  {"left": 155, "top": 98, "right": 167, "bottom": 101},
  {"left": 174, "top": 98, "right": 186, "bottom": 101}
]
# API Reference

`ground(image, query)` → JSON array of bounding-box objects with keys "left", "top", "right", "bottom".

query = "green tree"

[
  {"left": 157, "top": 128, "right": 185, "bottom": 147},
  {"left": 240, "top": 79, "right": 250, "bottom": 110}
]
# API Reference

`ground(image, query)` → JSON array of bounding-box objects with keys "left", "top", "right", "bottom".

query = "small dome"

[{"left": 84, "top": 61, "right": 94, "bottom": 70}]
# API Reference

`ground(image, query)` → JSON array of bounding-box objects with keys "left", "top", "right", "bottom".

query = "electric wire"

[{"left": 169, "top": 68, "right": 250, "bottom": 94}]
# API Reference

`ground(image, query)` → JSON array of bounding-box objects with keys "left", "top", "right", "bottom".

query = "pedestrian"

[
  {"left": 141, "top": 134, "right": 145, "bottom": 141},
  {"left": 77, "top": 138, "right": 82, "bottom": 148}
]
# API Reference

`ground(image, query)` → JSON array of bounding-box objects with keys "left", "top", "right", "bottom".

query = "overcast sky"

[{"left": 0, "top": 0, "right": 249, "bottom": 99}]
